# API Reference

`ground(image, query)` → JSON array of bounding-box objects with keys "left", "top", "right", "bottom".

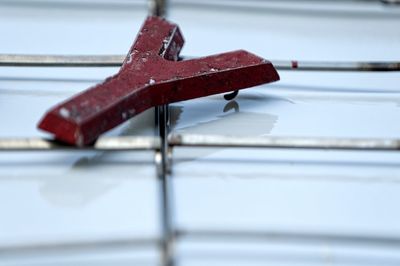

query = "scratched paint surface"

[{"left": 1, "top": 1, "right": 400, "bottom": 266}]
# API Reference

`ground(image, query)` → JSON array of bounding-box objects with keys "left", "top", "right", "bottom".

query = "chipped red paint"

[{"left": 38, "top": 16, "right": 280, "bottom": 146}]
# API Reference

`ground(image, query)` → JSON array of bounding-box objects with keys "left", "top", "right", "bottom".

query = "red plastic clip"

[{"left": 38, "top": 16, "right": 279, "bottom": 146}]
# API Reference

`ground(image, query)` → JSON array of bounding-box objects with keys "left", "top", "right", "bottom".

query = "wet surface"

[
  {"left": 169, "top": 3, "right": 400, "bottom": 266},
  {"left": 0, "top": 4, "right": 161, "bottom": 265},
  {"left": 1, "top": 1, "right": 400, "bottom": 265}
]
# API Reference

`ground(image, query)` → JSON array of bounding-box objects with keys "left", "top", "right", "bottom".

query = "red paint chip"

[{"left": 38, "top": 16, "right": 280, "bottom": 146}]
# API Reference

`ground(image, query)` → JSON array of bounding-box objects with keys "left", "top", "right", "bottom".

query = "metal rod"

[
  {"left": 0, "top": 136, "right": 160, "bottom": 151},
  {"left": 274, "top": 60, "right": 400, "bottom": 72},
  {"left": 177, "top": 229, "right": 400, "bottom": 247},
  {"left": 0, "top": 237, "right": 157, "bottom": 255},
  {"left": 169, "top": 134, "right": 400, "bottom": 151},
  {"left": 148, "top": 1, "right": 175, "bottom": 265},
  {"left": 148, "top": 0, "right": 168, "bottom": 17},
  {"left": 0, "top": 54, "right": 124, "bottom": 67},
  {"left": 5, "top": 0, "right": 398, "bottom": 12},
  {"left": 2, "top": 134, "right": 400, "bottom": 151},
  {"left": 1, "top": 54, "right": 399, "bottom": 71}
]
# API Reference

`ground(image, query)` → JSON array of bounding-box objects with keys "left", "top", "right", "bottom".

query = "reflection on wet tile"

[
  {"left": 170, "top": 98, "right": 280, "bottom": 160},
  {"left": 171, "top": 96, "right": 283, "bottom": 137},
  {"left": 0, "top": 150, "right": 160, "bottom": 246},
  {"left": 177, "top": 111, "right": 278, "bottom": 136},
  {"left": 172, "top": 86, "right": 400, "bottom": 140}
]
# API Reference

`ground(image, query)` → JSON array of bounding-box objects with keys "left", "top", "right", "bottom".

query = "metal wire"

[
  {"left": 1, "top": 54, "right": 399, "bottom": 71},
  {"left": 1, "top": 134, "right": 400, "bottom": 152},
  {"left": 0, "top": 54, "right": 124, "bottom": 67},
  {"left": 177, "top": 229, "right": 400, "bottom": 247},
  {"left": 0, "top": 237, "right": 157, "bottom": 255},
  {"left": 169, "top": 134, "right": 400, "bottom": 151},
  {"left": 0, "top": 136, "right": 160, "bottom": 151}
]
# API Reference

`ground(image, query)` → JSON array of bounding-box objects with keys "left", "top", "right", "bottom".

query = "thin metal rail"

[
  {"left": 3, "top": 0, "right": 399, "bottom": 10},
  {"left": 0, "top": 238, "right": 157, "bottom": 255},
  {"left": 148, "top": 1, "right": 175, "bottom": 266},
  {"left": 169, "top": 134, "right": 400, "bottom": 151},
  {"left": 0, "top": 136, "right": 160, "bottom": 151},
  {"left": 1, "top": 54, "right": 399, "bottom": 71},
  {"left": 2, "top": 134, "right": 400, "bottom": 151},
  {"left": 4, "top": 228, "right": 400, "bottom": 255},
  {"left": 0, "top": 54, "right": 124, "bottom": 67},
  {"left": 177, "top": 229, "right": 400, "bottom": 247},
  {"left": 3, "top": 229, "right": 400, "bottom": 255}
]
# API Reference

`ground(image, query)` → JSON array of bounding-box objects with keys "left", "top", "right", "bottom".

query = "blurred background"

[{"left": 1, "top": 0, "right": 400, "bottom": 265}]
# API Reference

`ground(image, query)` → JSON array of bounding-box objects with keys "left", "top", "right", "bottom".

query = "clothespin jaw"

[{"left": 38, "top": 16, "right": 280, "bottom": 146}]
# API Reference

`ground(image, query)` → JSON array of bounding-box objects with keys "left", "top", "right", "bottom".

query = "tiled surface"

[
  {"left": 1, "top": 1, "right": 400, "bottom": 266},
  {"left": 0, "top": 2, "right": 160, "bottom": 265},
  {"left": 169, "top": 2, "right": 400, "bottom": 265}
]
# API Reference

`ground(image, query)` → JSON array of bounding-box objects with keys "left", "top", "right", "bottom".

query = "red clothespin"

[{"left": 38, "top": 16, "right": 280, "bottom": 146}]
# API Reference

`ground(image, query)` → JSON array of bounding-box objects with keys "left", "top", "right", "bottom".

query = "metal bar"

[
  {"left": 0, "top": 54, "right": 124, "bottom": 67},
  {"left": 4, "top": 0, "right": 399, "bottom": 10},
  {"left": 169, "top": 0, "right": 400, "bottom": 18},
  {"left": 169, "top": 134, "right": 400, "bottom": 151},
  {"left": 380, "top": 0, "right": 400, "bottom": 4},
  {"left": 148, "top": 0, "right": 168, "bottom": 16},
  {"left": 0, "top": 237, "right": 158, "bottom": 255},
  {"left": 273, "top": 60, "right": 400, "bottom": 71},
  {"left": 177, "top": 229, "right": 400, "bottom": 247},
  {"left": 1, "top": 54, "right": 399, "bottom": 71},
  {"left": 3, "top": 134, "right": 400, "bottom": 151},
  {"left": 0, "top": 136, "right": 160, "bottom": 151},
  {"left": 148, "top": 1, "right": 175, "bottom": 265}
]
